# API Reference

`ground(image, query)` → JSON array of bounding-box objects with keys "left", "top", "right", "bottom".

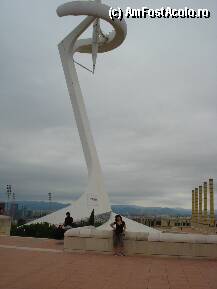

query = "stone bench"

[
  {"left": 64, "top": 227, "right": 149, "bottom": 255},
  {"left": 64, "top": 227, "right": 217, "bottom": 258}
]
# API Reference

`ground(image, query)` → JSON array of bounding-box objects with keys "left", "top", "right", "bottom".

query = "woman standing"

[{"left": 110, "top": 215, "right": 126, "bottom": 256}]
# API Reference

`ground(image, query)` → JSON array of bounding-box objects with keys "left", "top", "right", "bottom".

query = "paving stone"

[{"left": 0, "top": 236, "right": 217, "bottom": 289}]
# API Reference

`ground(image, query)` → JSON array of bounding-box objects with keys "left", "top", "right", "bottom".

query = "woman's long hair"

[{"left": 115, "top": 214, "right": 123, "bottom": 222}]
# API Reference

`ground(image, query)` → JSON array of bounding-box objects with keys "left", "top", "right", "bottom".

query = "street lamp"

[
  {"left": 48, "top": 192, "right": 52, "bottom": 212},
  {"left": 6, "top": 185, "right": 12, "bottom": 214}
]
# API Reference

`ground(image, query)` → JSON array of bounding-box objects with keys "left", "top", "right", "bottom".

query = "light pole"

[
  {"left": 48, "top": 192, "right": 52, "bottom": 213},
  {"left": 6, "top": 185, "right": 12, "bottom": 215}
]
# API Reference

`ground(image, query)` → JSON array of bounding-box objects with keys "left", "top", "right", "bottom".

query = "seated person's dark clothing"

[
  {"left": 64, "top": 216, "right": 73, "bottom": 227},
  {"left": 54, "top": 225, "right": 64, "bottom": 240}
]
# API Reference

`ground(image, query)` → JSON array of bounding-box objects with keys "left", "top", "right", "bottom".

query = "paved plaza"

[{"left": 0, "top": 236, "right": 217, "bottom": 289}]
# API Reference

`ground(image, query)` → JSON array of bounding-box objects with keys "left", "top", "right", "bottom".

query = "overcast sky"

[{"left": 0, "top": 0, "right": 216, "bottom": 208}]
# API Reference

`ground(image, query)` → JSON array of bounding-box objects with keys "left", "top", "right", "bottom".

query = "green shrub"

[{"left": 11, "top": 222, "right": 57, "bottom": 239}]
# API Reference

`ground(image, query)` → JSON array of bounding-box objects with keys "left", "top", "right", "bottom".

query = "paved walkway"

[{"left": 0, "top": 236, "right": 217, "bottom": 289}]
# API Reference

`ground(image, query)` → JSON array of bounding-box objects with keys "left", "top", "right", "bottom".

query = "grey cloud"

[{"left": 0, "top": 0, "right": 216, "bottom": 209}]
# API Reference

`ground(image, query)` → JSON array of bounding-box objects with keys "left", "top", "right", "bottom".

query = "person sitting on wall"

[
  {"left": 110, "top": 214, "right": 126, "bottom": 256},
  {"left": 63, "top": 212, "right": 74, "bottom": 230}
]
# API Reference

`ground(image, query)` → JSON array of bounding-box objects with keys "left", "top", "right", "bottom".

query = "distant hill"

[
  {"left": 111, "top": 205, "right": 192, "bottom": 217},
  {"left": 3, "top": 201, "right": 215, "bottom": 217}
]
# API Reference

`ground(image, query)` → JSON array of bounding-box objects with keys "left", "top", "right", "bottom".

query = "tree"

[{"left": 89, "top": 209, "right": 95, "bottom": 226}]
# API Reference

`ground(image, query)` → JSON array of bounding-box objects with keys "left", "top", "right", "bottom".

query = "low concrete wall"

[
  {"left": 64, "top": 227, "right": 217, "bottom": 258},
  {"left": 0, "top": 215, "right": 11, "bottom": 236}
]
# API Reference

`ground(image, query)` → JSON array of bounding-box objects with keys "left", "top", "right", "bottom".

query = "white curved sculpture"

[
  {"left": 57, "top": 0, "right": 127, "bottom": 214},
  {"left": 28, "top": 0, "right": 128, "bottom": 224}
]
